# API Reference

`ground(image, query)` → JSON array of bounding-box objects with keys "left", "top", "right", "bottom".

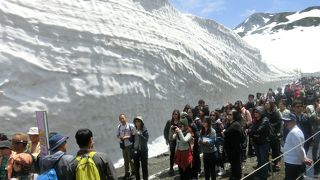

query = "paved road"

[{"left": 116, "top": 152, "right": 320, "bottom": 179}]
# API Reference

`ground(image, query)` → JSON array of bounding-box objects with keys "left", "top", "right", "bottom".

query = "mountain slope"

[
  {"left": 235, "top": 6, "right": 320, "bottom": 36},
  {"left": 0, "top": 0, "right": 291, "bottom": 163},
  {"left": 234, "top": 6, "right": 320, "bottom": 73}
]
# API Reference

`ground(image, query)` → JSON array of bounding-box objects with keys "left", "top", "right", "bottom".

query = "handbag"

[{"left": 120, "top": 140, "right": 125, "bottom": 149}]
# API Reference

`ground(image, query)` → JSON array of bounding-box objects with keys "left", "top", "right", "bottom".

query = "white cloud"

[{"left": 171, "top": 0, "right": 226, "bottom": 17}]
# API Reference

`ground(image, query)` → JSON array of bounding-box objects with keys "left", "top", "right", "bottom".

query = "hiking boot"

[
  {"left": 168, "top": 169, "right": 174, "bottom": 176},
  {"left": 217, "top": 168, "right": 225, "bottom": 176},
  {"left": 130, "top": 172, "right": 135, "bottom": 177},
  {"left": 123, "top": 172, "right": 130, "bottom": 179}
]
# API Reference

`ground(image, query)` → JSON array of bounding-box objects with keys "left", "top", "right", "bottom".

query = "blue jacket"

[{"left": 39, "top": 151, "right": 74, "bottom": 180}]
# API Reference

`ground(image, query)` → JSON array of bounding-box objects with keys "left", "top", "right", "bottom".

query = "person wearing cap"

[
  {"left": 70, "top": 128, "right": 117, "bottom": 180},
  {"left": 283, "top": 113, "right": 312, "bottom": 180},
  {"left": 26, "top": 127, "right": 41, "bottom": 158},
  {"left": 39, "top": 132, "right": 74, "bottom": 180},
  {"left": 0, "top": 140, "right": 13, "bottom": 179},
  {"left": 0, "top": 133, "right": 9, "bottom": 178},
  {"left": 250, "top": 106, "right": 270, "bottom": 179},
  {"left": 171, "top": 116, "right": 193, "bottom": 179},
  {"left": 117, "top": 113, "right": 135, "bottom": 179},
  {"left": 132, "top": 115, "right": 149, "bottom": 180}
]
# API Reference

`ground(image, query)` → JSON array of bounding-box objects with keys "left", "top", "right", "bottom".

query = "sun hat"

[
  {"left": 254, "top": 106, "right": 265, "bottom": 115},
  {"left": 0, "top": 140, "right": 12, "bottom": 149},
  {"left": 134, "top": 115, "right": 143, "bottom": 122},
  {"left": 27, "top": 127, "right": 39, "bottom": 135},
  {"left": 179, "top": 117, "right": 189, "bottom": 126},
  {"left": 282, "top": 112, "right": 297, "bottom": 122},
  {"left": 180, "top": 112, "right": 188, "bottom": 118},
  {"left": 49, "top": 133, "right": 68, "bottom": 152}
]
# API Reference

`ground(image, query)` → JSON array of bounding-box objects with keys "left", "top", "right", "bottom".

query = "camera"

[{"left": 171, "top": 126, "right": 178, "bottom": 130}]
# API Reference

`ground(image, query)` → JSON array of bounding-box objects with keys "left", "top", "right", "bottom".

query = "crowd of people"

[
  {"left": 162, "top": 76, "right": 320, "bottom": 180},
  {"left": 0, "top": 128, "right": 117, "bottom": 180},
  {"left": 1, "top": 76, "right": 320, "bottom": 180}
]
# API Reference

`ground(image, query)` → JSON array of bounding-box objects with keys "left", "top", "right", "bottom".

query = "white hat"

[{"left": 27, "top": 127, "right": 39, "bottom": 135}]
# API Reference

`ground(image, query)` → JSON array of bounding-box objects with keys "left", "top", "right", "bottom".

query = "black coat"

[
  {"left": 265, "top": 109, "right": 282, "bottom": 134},
  {"left": 224, "top": 121, "right": 242, "bottom": 156},
  {"left": 250, "top": 116, "right": 270, "bottom": 145}
]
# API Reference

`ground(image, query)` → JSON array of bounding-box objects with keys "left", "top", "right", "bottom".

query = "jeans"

[
  {"left": 203, "top": 152, "right": 217, "bottom": 180},
  {"left": 169, "top": 141, "right": 176, "bottom": 170},
  {"left": 179, "top": 165, "right": 192, "bottom": 180},
  {"left": 133, "top": 150, "right": 148, "bottom": 180},
  {"left": 270, "top": 136, "right": 281, "bottom": 165},
  {"left": 192, "top": 144, "right": 201, "bottom": 178},
  {"left": 227, "top": 150, "right": 242, "bottom": 180},
  {"left": 312, "top": 132, "right": 320, "bottom": 161},
  {"left": 255, "top": 143, "right": 270, "bottom": 179}
]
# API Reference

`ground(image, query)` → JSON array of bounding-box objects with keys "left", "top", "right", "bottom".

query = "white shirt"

[
  {"left": 284, "top": 125, "right": 307, "bottom": 165},
  {"left": 117, "top": 123, "right": 135, "bottom": 147}
]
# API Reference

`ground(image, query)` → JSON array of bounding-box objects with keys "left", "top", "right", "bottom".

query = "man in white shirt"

[
  {"left": 283, "top": 113, "right": 312, "bottom": 180},
  {"left": 117, "top": 113, "right": 135, "bottom": 179}
]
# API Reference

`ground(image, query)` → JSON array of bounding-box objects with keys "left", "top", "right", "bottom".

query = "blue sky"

[{"left": 170, "top": 0, "right": 320, "bottom": 28}]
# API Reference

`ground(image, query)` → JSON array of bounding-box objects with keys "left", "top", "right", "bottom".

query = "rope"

[
  {"left": 295, "top": 148, "right": 320, "bottom": 180},
  {"left": 241, "top": 130, "right": 320, "bottom": 180}
]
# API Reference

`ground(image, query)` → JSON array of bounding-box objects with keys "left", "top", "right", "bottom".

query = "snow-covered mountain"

[
  {"left": 234, "top": 6, "right": 320, "bottom": 73},
  {"left": 0, "top": 0, "right": 291, "bottom": 164}
]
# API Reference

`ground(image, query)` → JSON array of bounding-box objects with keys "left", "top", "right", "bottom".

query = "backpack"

[
  {"left": 76, "top": 151, "right": 100, "bottom": 180},
  {"left": 37, "top": 154, "right": 62, "bottom": 180},
  {"left": 37, "top": 168, "right": 58, "bottom": 180}
]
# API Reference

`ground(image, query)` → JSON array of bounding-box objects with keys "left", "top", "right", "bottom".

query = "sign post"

[{"left": 36, "top": 111, "right": 50, "bottom": 157}]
